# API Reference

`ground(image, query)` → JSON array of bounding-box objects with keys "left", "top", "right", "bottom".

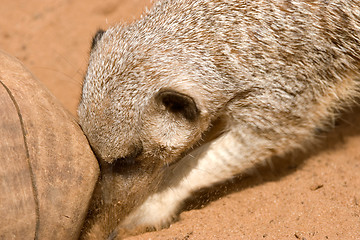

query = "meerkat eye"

[
  {"left": 111, "top": 157, "right": 139, "bottom": 174},
  {"left": 156, "top": 90, "right": 199, "bottom": 121},
  {"left": 109, "top": 145, "right": 143, "bottom": 174}
]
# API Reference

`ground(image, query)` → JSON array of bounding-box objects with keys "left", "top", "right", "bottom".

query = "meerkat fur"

[{"left": 78, "top": 0, "right": 360, "bottom": 238}]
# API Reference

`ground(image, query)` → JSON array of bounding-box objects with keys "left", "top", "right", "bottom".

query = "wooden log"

[{"left": 0, "top": 50, "right": 99, "bottom": 239}]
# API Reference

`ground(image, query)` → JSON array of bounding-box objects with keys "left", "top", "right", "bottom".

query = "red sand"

[{"left": 1, "top": 1, "right": 359, "bottom": 239}]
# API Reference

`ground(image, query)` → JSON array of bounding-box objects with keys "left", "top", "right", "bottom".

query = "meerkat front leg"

[{"left": 119, "top": 125, "right": 289, "bottom": 232}]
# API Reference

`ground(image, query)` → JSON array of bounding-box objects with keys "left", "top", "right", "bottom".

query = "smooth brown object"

[{"left": 0, "top": 50, "right": 99, "bottom": 240}]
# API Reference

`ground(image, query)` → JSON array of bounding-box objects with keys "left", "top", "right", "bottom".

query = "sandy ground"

[{"left": 1, "top": 0, "right": 359, "bottom": 239}]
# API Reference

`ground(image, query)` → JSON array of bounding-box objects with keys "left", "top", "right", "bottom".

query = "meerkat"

[{"left": 78, "top": 0, "right": 360, "bottom": 239}]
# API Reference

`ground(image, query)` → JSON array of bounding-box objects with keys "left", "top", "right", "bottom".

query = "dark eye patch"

[
  {"left": 110, "top": 157, "right": 139, "bottom": 174},
  {"left": 108, "top": 144, "right": 143, "bottom": 174}
]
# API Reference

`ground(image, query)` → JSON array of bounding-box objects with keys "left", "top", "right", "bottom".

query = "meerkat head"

[{"left": 78, "top": 25, "right": 225, "bottom": 231}]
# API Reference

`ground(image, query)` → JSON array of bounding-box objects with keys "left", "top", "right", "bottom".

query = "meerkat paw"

[{"left": 120, "top": 189, "right": 182, "bottom": 232}]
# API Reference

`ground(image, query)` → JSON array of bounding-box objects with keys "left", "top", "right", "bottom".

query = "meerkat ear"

[
  {"left": 90, "top": 29, "right": 105, "bottom": 50},
  {"left": 156, "top": 90, "right": 200, "bottom": 121}
]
